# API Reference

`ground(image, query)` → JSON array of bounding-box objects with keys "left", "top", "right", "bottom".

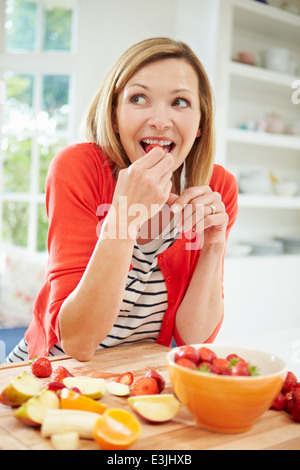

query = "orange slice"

[
  {"left": 93, "top": 408, "right": 141, "bottom": 450},
  {"left": 60, "top": 389, "right": 107, "bottom": 414}
]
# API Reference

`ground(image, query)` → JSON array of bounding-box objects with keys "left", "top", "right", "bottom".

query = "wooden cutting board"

[{"left": 0, "top": 343, "right": 299, "bottom": 450}]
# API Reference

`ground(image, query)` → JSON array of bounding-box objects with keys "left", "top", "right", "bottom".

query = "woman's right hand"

[{"left": 109, "top": 146, "right": 174, "bottom": 239}]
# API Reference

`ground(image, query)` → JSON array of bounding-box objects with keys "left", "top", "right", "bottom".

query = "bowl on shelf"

[
  {"left": 167, "top": 344, "right": 286, "bottom": 434},
  {"left": 238, "top": 171, "right": 271, "bottom": 195},
  {"left": 247, "top": 239, "right": 284, "bottom": 256},
  {"left": 275, "top": 236, "right": 300, "bottom": 254},
  {"left": 273, "top": 181, "right": 299, "bottom": 197}
]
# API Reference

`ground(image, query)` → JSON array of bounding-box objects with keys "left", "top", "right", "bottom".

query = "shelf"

[
  {"left": 238, "top": 193, "right": 300, "bottom": 209},
  {"left": 227, "top": 128, "right": 300, "bottom": 150},
  {"left": 229, "top": 61, "right": 298, "bottom": 89},
  {"left": 232, "top": 0, "right": 300, "bottom": 43}
]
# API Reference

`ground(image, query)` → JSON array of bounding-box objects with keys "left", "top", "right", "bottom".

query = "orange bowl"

[{"left": 167, "top": 344, "right": 287, "bottom": 434}]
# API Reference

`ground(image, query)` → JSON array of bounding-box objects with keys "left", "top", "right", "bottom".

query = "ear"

[{"left": 196, "top": 127, "right": 201, "bottom": 138}]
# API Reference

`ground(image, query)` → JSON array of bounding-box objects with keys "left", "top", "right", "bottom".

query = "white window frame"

[{"left": 0, "top": 0, "right": 78, "bottom": 252}]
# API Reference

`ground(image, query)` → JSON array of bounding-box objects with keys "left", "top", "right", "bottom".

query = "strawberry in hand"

[{"left": 146, "top": 143, "right": 164, "bottom": 153}]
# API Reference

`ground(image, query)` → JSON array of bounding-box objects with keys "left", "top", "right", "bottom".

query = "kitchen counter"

[{"left": 0, "top": 342, "right": 299, "bottom": 450}]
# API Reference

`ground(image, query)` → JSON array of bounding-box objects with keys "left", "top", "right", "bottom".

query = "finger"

[
  {"left": 166, "top": 192, "right": 179, "bottom": 207},
  {"left": 177, "top": 196, "right": 225, "bottom": 233},
  {"left": 203, "top": 212, "right": 229, "bottom": 231},
  {"left": 176, "top": 203, "right": 205, "bottom": 233},
  {"left": 170, "top": 186, "right": 211, "bottom": 214},
  {"left": 159, "top": 170, "right": 173, "bottom": 193},
  {"left": 138, "top": 146, "right": 171, "bottom": 170}
]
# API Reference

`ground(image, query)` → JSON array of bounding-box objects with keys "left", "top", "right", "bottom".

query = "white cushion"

[{"left": 0, "top": 246, "right": 47, "bottom": 328}]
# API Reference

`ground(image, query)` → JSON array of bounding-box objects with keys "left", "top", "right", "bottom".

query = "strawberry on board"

[
  {"left": 271, "top": 392, "right": 287, "bottom": 411},
  {"left": 282, "top": 371, "right": 297, "bottom": 393},
  {"left": 292, "top": 401, "right": 300, "bottom": 422},
  {"left": 50, "top": 365, "right": 74, "bottom": 383},
  {"left": 31, "top": 356, "right": 52, "bottom": 378},
  {"left": 132, "top": 376, "right": 159, "bottom": 396},
  {"left": 285, "top": 391, "right": 295, "bottom": 414},
  {"left": 116, "top": 372, "right": 134, "bottom": 386}
]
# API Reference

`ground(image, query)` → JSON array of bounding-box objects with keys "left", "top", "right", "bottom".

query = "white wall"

[
  {"left": 73, "top": 0, "right": 176, "bottom": 139},
  {"left": 175, "top": 0, "right": 220, "bottom": 86},
  {"left": 72, "top": 0, "right": 219, "bottom": 139}
]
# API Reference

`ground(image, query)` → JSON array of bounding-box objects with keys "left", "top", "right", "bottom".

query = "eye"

[
  {"left": 172, "top": 98, "right": 190, "bottom": 108},
  {"left": 130, "top": 94, "right": 147, "bottom": 105}
]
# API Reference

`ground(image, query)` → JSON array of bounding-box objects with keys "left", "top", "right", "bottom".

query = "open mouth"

[{"left": 140, "top": 138, "right": 175, "bottom": 154}]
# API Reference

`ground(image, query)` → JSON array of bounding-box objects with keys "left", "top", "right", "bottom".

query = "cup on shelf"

[
  {"left": 264, "top": 47, "right": 299, "bottom": 74},
  {"left": 237, "top": 51, "right": 256, "bottom": 66},
  {"left": 265, "top": 112, "right": 285, "bottom": 134}
]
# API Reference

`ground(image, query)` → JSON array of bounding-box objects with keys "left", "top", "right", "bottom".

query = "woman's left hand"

[{"left": 168, "top": 186, "right": 229, "bottom": 247}]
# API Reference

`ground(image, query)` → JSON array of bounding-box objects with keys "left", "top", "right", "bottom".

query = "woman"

[{"left": 6, "top": 37, "right": 238, "bottom": 363}]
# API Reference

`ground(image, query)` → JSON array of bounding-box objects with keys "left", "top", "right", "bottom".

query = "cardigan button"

[
  {"left": 170, "top": 298, "right": 175, "bottom": 304},
  {"left": 166, "top": 275, "right": 172, "bottom": 282}
]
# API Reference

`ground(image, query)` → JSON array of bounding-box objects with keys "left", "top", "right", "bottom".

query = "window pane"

[
  {"left": 5, "top": 0, "right": 37, "bottom": 52},
  {"left": 38, "top": 136, "right": 68, "bottom": 193},
  {"left": 2, "top": 136, "right": 32, "bottom": 193},
  {"left": 43, "top": 3, "right": 73, "bottom": 51},
  {"left": 42, "top": 75, "right": 70, "bottom": 131},
  {"left": 2, "top": 201, "right": 29, "bottom": 247},
  {"left": 3, "top": 73, "right": 35, "bottom": 134},
  {"left": 37, "top": 203, "right": 48, "bottom": 251}
]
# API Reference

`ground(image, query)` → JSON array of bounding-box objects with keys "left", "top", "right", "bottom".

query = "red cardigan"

[{"left": 25, "top": 143, "right": 238, "bottom": 358}]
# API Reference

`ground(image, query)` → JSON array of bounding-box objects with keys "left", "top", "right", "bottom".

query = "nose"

[{"left": 148, "top": 103, "right": 173, "bottom": 130}]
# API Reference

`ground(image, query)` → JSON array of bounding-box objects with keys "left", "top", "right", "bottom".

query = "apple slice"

[
  {"left": 128, "top": 394, "right": 180, "bottom": 423},
  {"left": 0, "top": 371, "right": 42, "bottom": 407},
  {"left": 62, "top": 376, "right": 106, "bottom": 399},
  {"left": 106, "top": 381, "right": 130, "bottom": 396},
  {"left": 14, "top": 389, "right": 60, "bottom": 427}
]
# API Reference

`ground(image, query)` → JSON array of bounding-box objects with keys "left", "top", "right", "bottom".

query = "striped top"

[
  {"left": 98, "top": 207, "right": 179, "bottom": 349},
  {"left": 98, "top": 213, "right": 179, "bottom": 349}
]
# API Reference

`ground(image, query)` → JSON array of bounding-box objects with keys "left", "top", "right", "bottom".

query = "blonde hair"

[{"left": 84, "top": 37, "right": 215, "bottom": 192}]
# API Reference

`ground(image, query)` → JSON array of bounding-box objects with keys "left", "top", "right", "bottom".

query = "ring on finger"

[{"left": 209, "top": 204, "right": 217, "bottom": 215}]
